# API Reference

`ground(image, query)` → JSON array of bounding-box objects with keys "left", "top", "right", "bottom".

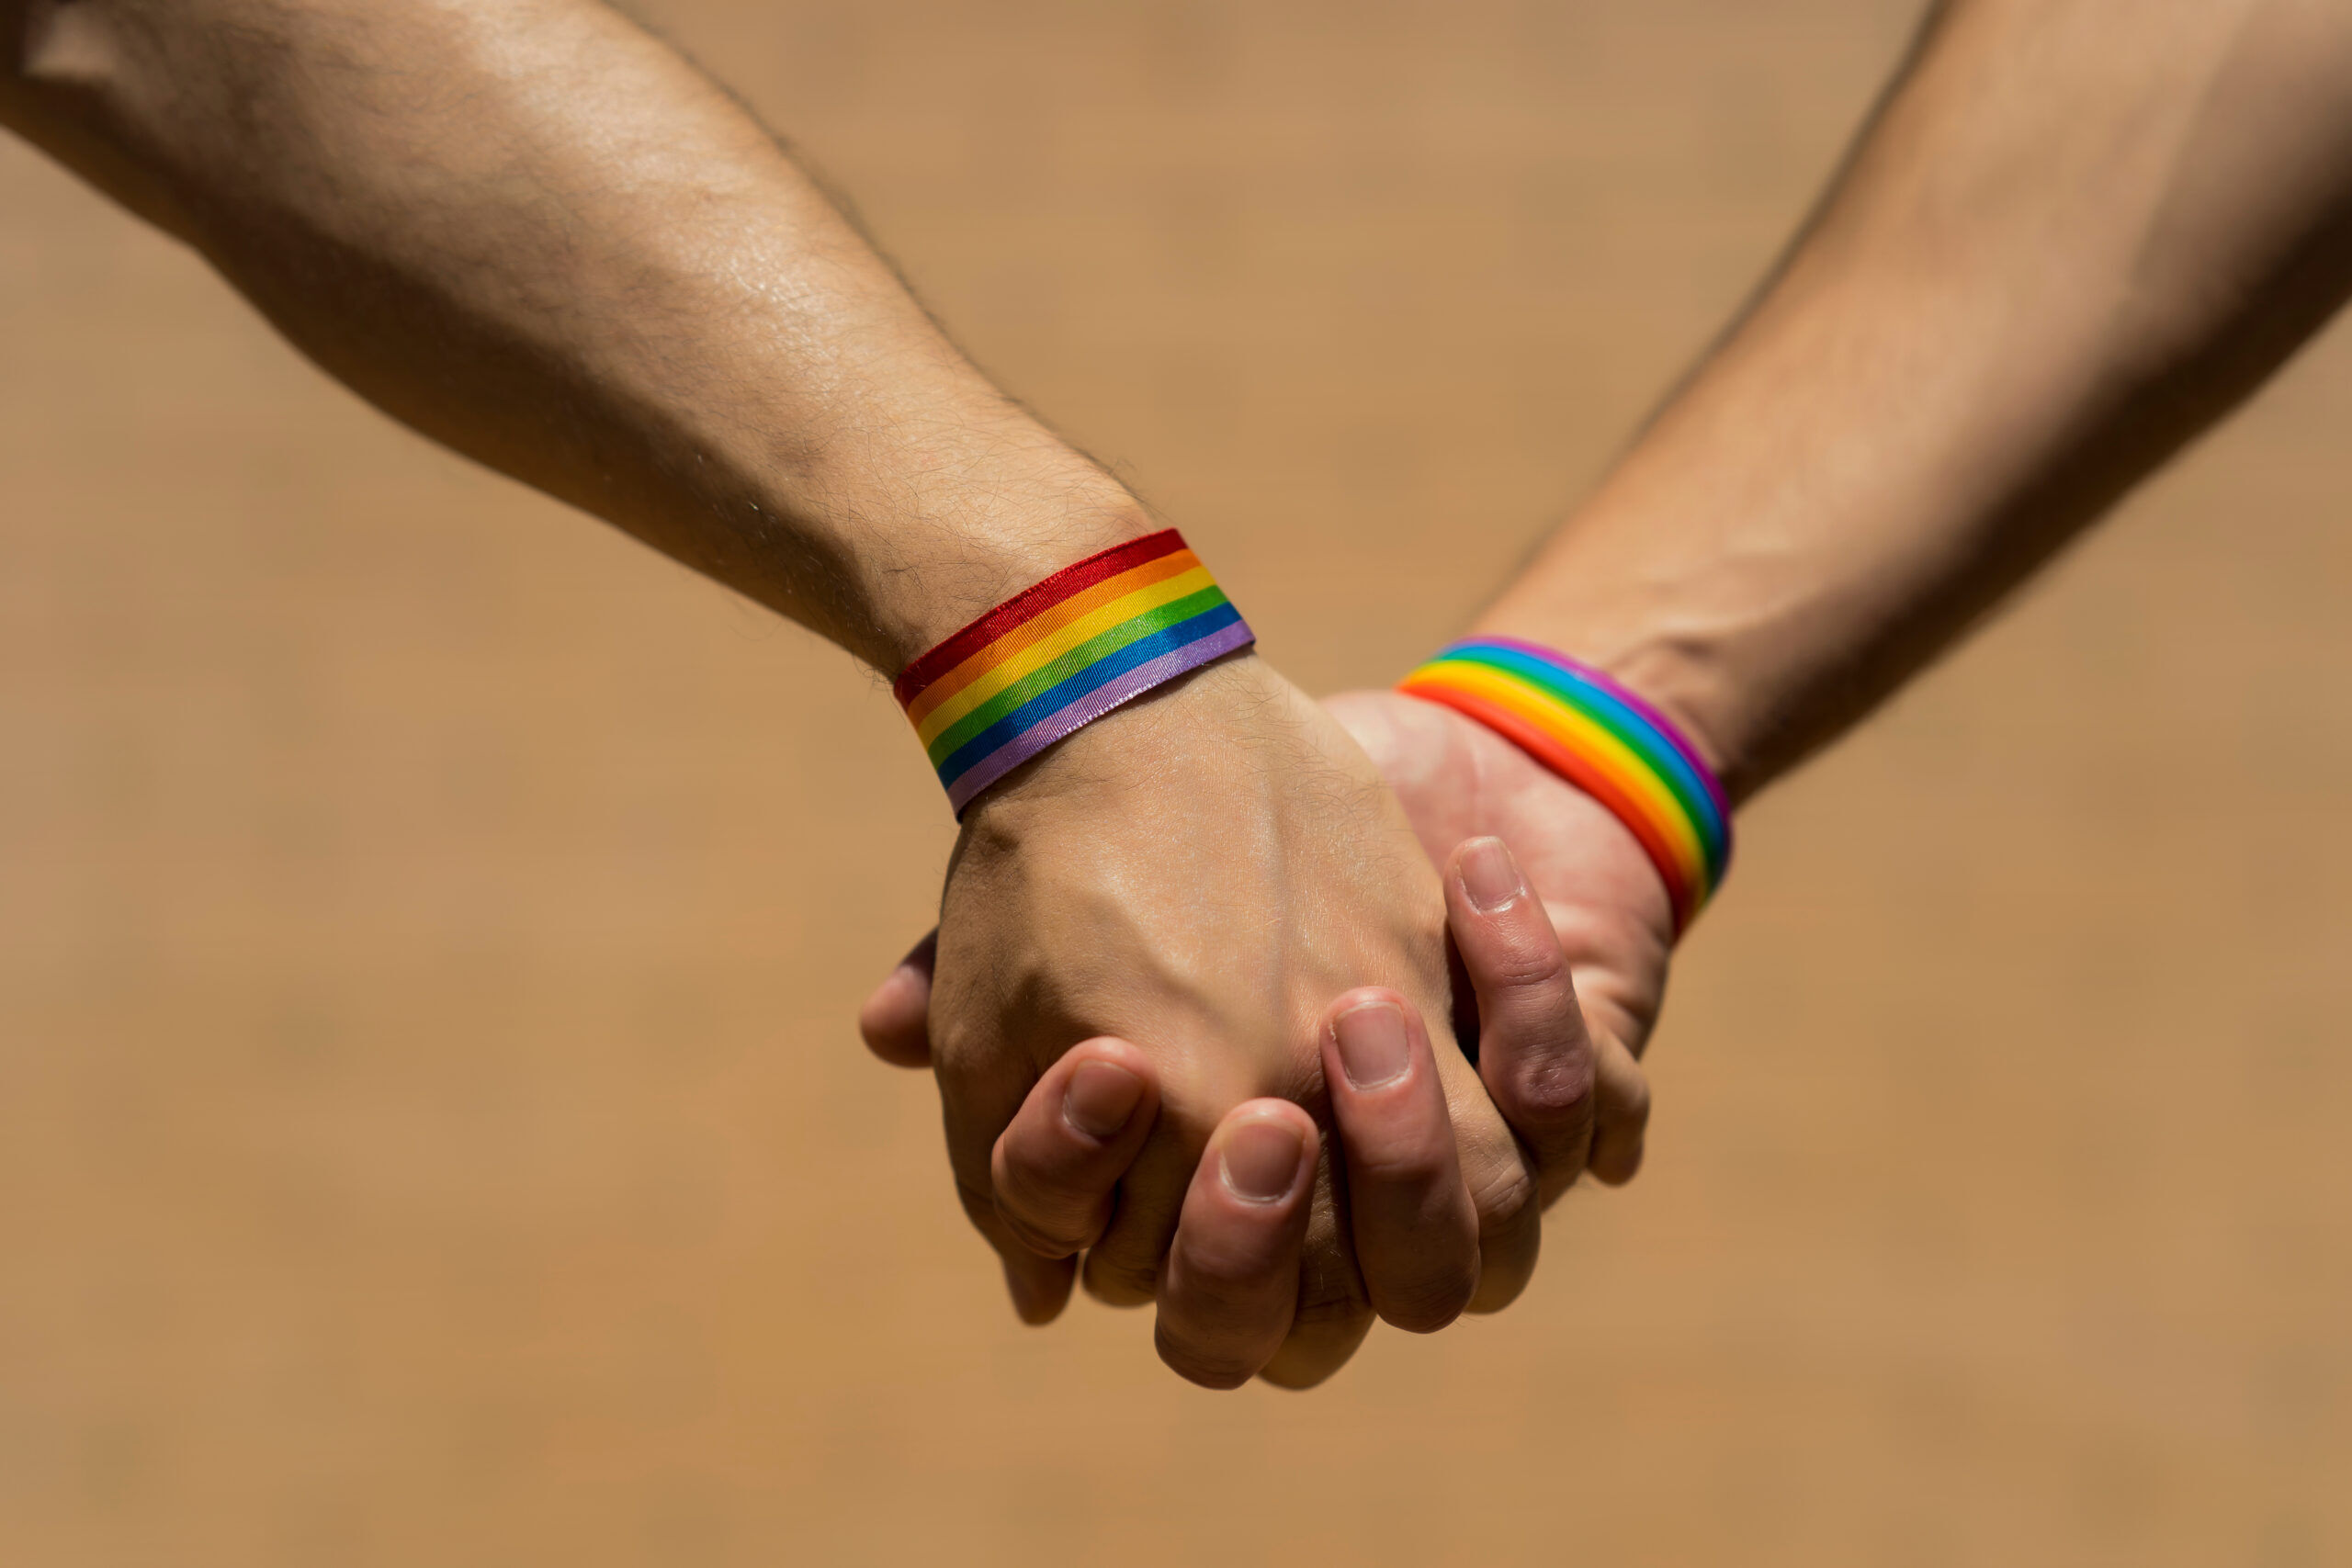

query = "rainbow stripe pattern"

[
  {"left": 1398, "top": 637, "right": 1732, "bottom": 935},
  {"left": 894, "top": 529, "right": 1254, "bottom": 815}
]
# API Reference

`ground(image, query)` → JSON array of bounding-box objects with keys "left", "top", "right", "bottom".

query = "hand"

[
  {"left": 980, "top": 831, "right": 1615, "bottom": 1387},
  {"left": 864, "top": 684, "right": 1668, "bottom": 1383},
  {"left": 909, "top": 654, "right": 1543, "bottom": 1385}
]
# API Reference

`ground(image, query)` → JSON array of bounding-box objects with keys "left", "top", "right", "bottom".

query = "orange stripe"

[
  {"left": 1420, "top": 663, "right": 1709, "bottom": 880},
  {"left": 1401, "top": 681, "right": 1699, "bottom": 928},
  {"left": 903, "top": 549, "right": 1201, "bottom": 728}
]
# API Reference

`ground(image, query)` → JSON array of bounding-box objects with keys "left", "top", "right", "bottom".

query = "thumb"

[{"left": 857, "top": 930, "right": 938, "bottom": 1067}]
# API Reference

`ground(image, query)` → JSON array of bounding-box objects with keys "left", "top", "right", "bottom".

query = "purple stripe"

[
  {"left": 1471, "top": 635, "right": 1732, "bottom": 825},
  {"left": 944, "top": 621, "right": 1257, "bottom": 816}
]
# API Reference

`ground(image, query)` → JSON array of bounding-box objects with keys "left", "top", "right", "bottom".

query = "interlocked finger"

[{"left": 991, "top": 1038, "right": 1160, "bottom": 1258}]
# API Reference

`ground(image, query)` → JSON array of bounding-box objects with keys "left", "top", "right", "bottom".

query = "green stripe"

[{"left": 925, "top": 585, "right": 1230, "bottom": 766}]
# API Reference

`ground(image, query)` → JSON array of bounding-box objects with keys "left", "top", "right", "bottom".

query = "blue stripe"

[{"left": 934, "top": 603, "right": 1246, "bottom": 787}]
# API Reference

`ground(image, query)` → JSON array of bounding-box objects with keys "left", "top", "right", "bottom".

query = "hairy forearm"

[
  {"left": 0, "top": 0, "right": 1139, "bottom": 669},
  {"left": 1482, "top": 0, "right": 2352, "bottom": 799}
]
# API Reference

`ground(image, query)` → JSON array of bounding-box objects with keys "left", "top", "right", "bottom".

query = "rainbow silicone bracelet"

[
  {"left": 1397, "top": 637, "right": 1732, "bottom": 935},
  {"left": 894, "top": 529, "right": 1255, "bottom": 816}
]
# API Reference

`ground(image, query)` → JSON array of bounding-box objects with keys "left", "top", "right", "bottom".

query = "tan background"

[{"left": 4, "top": 2, "right": 2348, "bottom": 1562}]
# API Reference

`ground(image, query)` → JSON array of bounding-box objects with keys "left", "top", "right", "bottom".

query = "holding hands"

[
  {"left": 29, "top": 0, "right": 2348, "bottom": 1404},
  {"left": 860, "top": 672, "right": 1673, "bottom": 1387}
]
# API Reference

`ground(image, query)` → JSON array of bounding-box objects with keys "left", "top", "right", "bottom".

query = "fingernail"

[
  {"left": 1332, "top": 1001, "right": 1412, "bottom": 1089},
  {"left": 1459, "top": 836, "right": 1525, "bottom": 913},
  {"left": 1063, "top": 1060, "right": 1145, "bottom": 1139},
  {"left": 1220, "top": 1119, "right": 1305, "bottom": 1203}
]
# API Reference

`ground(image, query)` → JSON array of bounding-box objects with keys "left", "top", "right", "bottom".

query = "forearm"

[
  {"left": 1482, "top": 0, "right": 2352, "bottom": 799},
  {"left": 0, "top": 0, "right": 1139, "bottom": 670}
]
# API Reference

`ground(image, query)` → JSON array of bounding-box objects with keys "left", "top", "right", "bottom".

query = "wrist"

[
  {"left": 890, "top": 527, "right": 1260, "bottom": 818},
  {"left": 1398, "top": 637, "right": 1731, "bottom": 935},
  {"left": 957, "top": 652, "right": 1279, "bottom": 830}
]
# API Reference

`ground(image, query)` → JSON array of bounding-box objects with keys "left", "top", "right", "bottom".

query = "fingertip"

[
  {"left": 1254, "top": 1345, "right": 1353, "bottom": 1389},
  {"left": 1054, "top": 1036, "right": 1160, "bottom": 1138},
  {"left": 991, "top": 1037, "right": 1161, "bottom": 1260},
  {"left": 1442, "top": 840, "right": 1601, "bottom": 1201},
  {"left": 857, "top": 931, "right": 939, "bottom": 1067},
  {"left": 1080, "top": 1249, "right": 1160, "bottom": 1308},
  {"left": 856, "top": 969, "right": 931, "bottom": 1066},
  {"left": 1153, "top": 1100, "right": 1319, "bottom": 1389},
  {"left": 1212, "top": 1100, "right": 1317, "bottom": 1206},
  {"left": 1443, "top": 840, "right": 1571, "bottom": 1004},
  {"left": 1588, "top": 1139, "right": 1645, "bottom": 1186},
  {"left": 1324, "top": 989, "right": 1423, "bottom": 1093},
  {"left": 1321, "top": 992, "right": 1483, "bottom": 1336},
  {"left": 1258, "top": 1291, "right": 1378, "bottom": 1389},
  {"left": 1001, "top": 1249, "right": 1077, "bottom": 1325},
  {"left": 1153, "top": 1320, "right": 1260, "bottom": 1391},
  {"left": 1451, "top": 835, "right": 1528, "bottom": 918},
  {"left": 1586, "top": 1037, "right": 1651, "bottom": 1187},
  {"left": 1324, "top": 985, "right": 1411, "bottom": 1029}
]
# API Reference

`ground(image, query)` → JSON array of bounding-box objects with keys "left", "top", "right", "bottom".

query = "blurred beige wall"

[{"left": 3, "top": 3, "right": 2347, "bottom": 1563}]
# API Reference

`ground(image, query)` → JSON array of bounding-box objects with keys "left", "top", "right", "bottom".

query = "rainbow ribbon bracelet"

[
  {"left": 1397, "top": 637, "right": 1733, "bottom": 935},
  {"left": 894, "top": 529, "right": 1255, "bottom": 815}
]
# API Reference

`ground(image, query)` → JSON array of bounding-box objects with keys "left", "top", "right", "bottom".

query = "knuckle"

[
  {"left": 1080, "top": 1247, "right": 1160, "bottom": 1306},
  {"left": 1508, "top": 1051, "right": 1598, "bottom": 1133},
  {"left": 1348, "top": 1140, "right": 1454, "bottom": 1192},
  {"left": 1173, "top": 1238, "right": 1279, "bottom": 1314},
  {"left": 1589, "top": 1117, "right": 1647, "bottom": 1185},
  {"left": 1288, "top": 1288, "right": 1374, "bottom": 1335},
  {"left": 995, "top": 1201, "right": 1086, "bottom": 1259},
  {"left": 1466, "top": 1249, "right": 1535, "bottom": 1315},
  {"left": 1255, "top": 1359, "right": 1340, "bottom": 1391},
  {"left": 1466, "top": 1156, "right": 1539, "bottom": 1236},
  {"left": 1616, "top": 1074, "right": 1654, "bottom": 1131},
  {"left": 953, "top": 1176, "right": 1000, "bottom": 1233},
  {"left": 1287, "top": 1274, "right": 1373, "bottom": 1332},
  {"left": 1486, "top": 933, "right": 1570, "bottom": 996},
  {"left": 991, "top": 1161, "right": 1096, "bottom": 1253},
  {"left": 1591, "top": 1143, "right": 1645, "bottom": 1186},
  {"left": 1465, "top": 1184, "right": 1542, "bottom": 1314},
  {"left": 1257, "top": 1290, "right": 1376, "bottom": 1388}
]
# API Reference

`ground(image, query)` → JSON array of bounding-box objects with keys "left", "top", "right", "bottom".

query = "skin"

[
  {"left": 868, "top": 0, "right": 2352, "bottom": 1384},
  {"left": 923, "top": 657, "right": 1549, "bottom": 1387},
  {"left": 0, "top": 0, "right": 1576, "bottom": 1388},
  {"left": 863, "top": 700, "right": 1658, "bottom": 1383},
  {"left": 865, "top": 829, "right": 1618, "bottom": 1389}
]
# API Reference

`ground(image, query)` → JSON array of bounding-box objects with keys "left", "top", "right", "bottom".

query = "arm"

[
  {"left": 1347, "top": 0, "right": 2352, "bottom": 1193},
  {"left": 2, "top": 0, "right": 1132, "bottom": 663},
  {"left": 3, "top": 0, "right": 1534, "bottom": 1386},
  {"left": 1480, "top": 0, "right": 2352, "bottom": 796}
]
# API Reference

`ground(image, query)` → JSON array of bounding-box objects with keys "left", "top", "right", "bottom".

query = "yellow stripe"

[
  {"left": 904, "top": 549, "right": 1201, "bottom": 728},
  {"left": 1430, "top": 664, "right": 1707, "bottom": 878},
  {"left": 914, "top": 565, "right": 1218, "bottom": 747}
]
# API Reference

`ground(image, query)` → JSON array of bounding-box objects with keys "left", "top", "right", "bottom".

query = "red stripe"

[
  {"left": 1403, "top": 682, "right": 1697, "bottom": 932},
  {"left": 893, "top": 530, "right": 1188, "bottom": 705}
]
